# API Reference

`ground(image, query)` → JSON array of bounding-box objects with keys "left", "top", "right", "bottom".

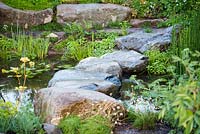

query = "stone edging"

[{"left": 0, "top": 2, "right": 53, "bottom": 27}]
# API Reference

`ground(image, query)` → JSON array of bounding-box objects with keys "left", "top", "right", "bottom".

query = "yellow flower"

[
  {"left": 2, "top": 69, "right": 8, "bottom": 73},
  {"left": 10, "top": 67, "right": 19, "bottom": 73},
  {"left": 29, "top": 61, "right": 35, "bottom": 67},
  {"left": 20, "top": 57, "right": 30, "bottom": 63},
  {"left": 15, "top": 86, "right": 27, "bottom": 91},
  {"left": 15, "top": 75, "right": 22, "bottom": 78}
]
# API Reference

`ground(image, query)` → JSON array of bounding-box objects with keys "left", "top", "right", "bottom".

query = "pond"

[{"left": 0, "top": 56, "right": 77, "bottom": 103}]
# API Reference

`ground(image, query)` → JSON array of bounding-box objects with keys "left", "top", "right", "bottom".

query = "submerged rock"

[
  {"left": 34, "top": 87, "right": 125, "bottom": 125},
  {"left": 115, "top": 27, "right": 173, "bottom": 53},
  {"left": 56, "top": 4, "right": 131, "bottom": 27},
  {"left": 48, "top": 69, "right": 121, "bottom": 97},
  {"left": 101, "top": 50, "right": 148, "bottom": 74},
  {"left": 75, "top": 57, "right": 122, "bottom": 77},
  {"left": 0, "top": 2, "right": 53, "bottom": 27}
]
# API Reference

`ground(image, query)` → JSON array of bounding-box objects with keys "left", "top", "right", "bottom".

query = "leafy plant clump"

[
  {"left": 54, "top": 32, "right": 117, "bottom": 61},
  {"left": 0, "top": 34, "right": 50, "bottom": 60},
  {"left": 141, "top": 49, "right": 200, "bottom": 133},
  {"left": 128, "top": 111, "right": 158, "bottom": 130},
  {"left": 58, "top": 115, "right": 112, "bottom": 134},
  {"left": 0, "top": 101, "right": 43, "bottom": 134},
  {"left": 145, "top": 49, "right": 171, "bottom": 75}
]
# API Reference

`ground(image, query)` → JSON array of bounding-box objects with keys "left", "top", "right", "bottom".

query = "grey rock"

[
  {"left": 34, "top": 87, "right": 125, "bottom": 125},
  {"left": 75, "top": 57, "right": 122, "bottom": 77},
  {"left": 130, "top": 19, "right": 164, "bottom": 28},
  {"left": 48, "top": 69, "right": 121, "bottom": 97},
  {"left": 101, "top": 50, "right": 147, "bottom": 74},
  {"left": 115, "top": 27, "right": 173, "bottom": 53},
  {"left": 43, "top": 123, "right": 62, "bottom": 134},
  {"left": 56, "top": 4, "right": 131, "bottom": 27},
  {"left": 0, "top": 2, "right": 53, "bottom": 27}
]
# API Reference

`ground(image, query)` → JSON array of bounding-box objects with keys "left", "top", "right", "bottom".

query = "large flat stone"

[
  {"left": 115, "top": 27, "right": 173, "bottom": 53},
  {"left": 48, "top": 69, "right": 121, "bottom": 97},
  {"left": 0, "top": 2, "right": 53, "bottom": 27},
  {"left": 56, "top": 4, "right": 131, "bottom": 26},
  {"left": 34, "top": 87, "right": 125, "bottom": 125},
  {"left": 101, "top": 50, "right": 148, "bottom": 74},
  {"left": 75, "top": 57, "right": 122, "bottom": 77}
]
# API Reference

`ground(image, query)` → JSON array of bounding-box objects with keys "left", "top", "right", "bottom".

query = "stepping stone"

[
  {"left": 75, "top": 57, "right": 122, "bottom": 77},
  {"left": 56, "top": 4, "right": 131, "bottom": 27},
  {"left": 101, "top": 50, "right": 148, "bottom": 74},
  {"left": 115, "top": 27, "right": 173, "bottom": 53},
  {"left": 48, "top": 69, "right": 121, "bottom": 97}
]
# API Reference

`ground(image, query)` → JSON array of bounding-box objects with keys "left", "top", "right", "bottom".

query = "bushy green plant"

[
  {"left": 58, "top": 115, "right": 112, "bottom": 134},
  {"left": 79, "top": 115, "right": 112, "bottom": 134},
  {"left": 58, "top": 115, "right": 81, "bottom": 134},
  {"left": 145, "top": 49, "right": 171, "bottom": 75},
  {"left": 0, "top": 35, "right": 15, "bottom": 60},
  {"left": 158, "top": 49, "right": 200, "bottom": 134},
  {"left": 142, "top": 49, "right": 200, "bottom": 133},
  {"left": 10, "top": 103, "right": 44, "bottom": 134},
  {"left": 13, "top": 34, "right": 50, "bottom": 59},
  {"left": 171, "top": 10, "right": 200, "bottom": 72},
  {"left": 128, "top": 111, "right": 158, "bottom": 130},
  {"left": 55, "top": 32, "right": 117, "bottom": 61},
  {"left": 0, "top": 100, "right": 17, "bottom": 133}
]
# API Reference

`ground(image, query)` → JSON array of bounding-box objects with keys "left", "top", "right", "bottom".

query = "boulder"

[
  {"left": 115, "top": 27, "right": 173, "bottom": 53},
  {"left": 0, "top": 2, "right": 53, "bottom": 27},
  {"left": 101, "top": 50, "right": 148, "bottom": 74},
  {"left": 75, "top": 57, "right": 122, "bottom": 77},
  {"left": 48, "top": 70, "right": 121, "bottom": 97},
  {"left": 34, "top": 87, "right": 125, "bottom": 125},
  {"left": 130, "top": 19, "right": 164, "bottom": 28},
  {"left": 56, "top": 4, "right": 131, "bottom": 26}
]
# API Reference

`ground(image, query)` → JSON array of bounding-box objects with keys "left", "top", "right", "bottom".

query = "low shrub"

[
  {"left": 145, "top": 49, "right": 171, "bottom": 75},
  {"left": 58, "top": 115, "right": 112, "bottom": 134},
  {"left": 128, "top": 111, "right": 158, "bottom": 130}
]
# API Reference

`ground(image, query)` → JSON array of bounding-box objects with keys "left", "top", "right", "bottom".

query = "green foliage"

[
  {"left": 58, "top": 115, "right": 112, "bottom": 134},
  {"left": 2, "top": 0, "right": 60, "bottom": 10},
  {"left": 128, "top": 111, "right": 158, "bottom": 130},
  {"left": 130, "top": 0, "right": 199, "bottom": 18},
  {"left": 171, "top": 10, "right": 200, "bottom": 74},
  {"left": 55, "top": 32, "right": 117, "bottom": 61},
  {"left": 31, "top": 22, "right": 64, "bottom": 31},
  {"left": 64, "top": 22, "right": 92, "bottom": 38},
  {"left": 59, "top": 115, "right": 81, "bottom": 134},
  {"left": 12, "top": 34, "right": 50, "bottom": 59},
  {"left": 145, "top": 49, "right": 171, "bottom": 75},
  {"left": 0, "top": 34, "right": 50, "bottom": 60},
  {"left": 142, "top": 49, "right": 200, "bottom": 133},
  {"left": 10, "top": 103, "right": 44, "bottom": 134},
  {"left": 0, "top": 100, "right": 17, "bottom": 133},
  {"left": 0, "top": 35, "right": 15, "bottom": 60},
  {"left": 0, "top": 101, "right": 43, "bottom": 134},
  {"left": 159, "top": 49, "right": 200, "bottom": 134},
  {"left": 79, "top": 115, "right": 112, "bottom": 134}
]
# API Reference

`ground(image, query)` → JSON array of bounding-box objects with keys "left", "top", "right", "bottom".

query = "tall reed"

[{"left": 171, "top": 10, "right": 200, "bottom": 74}]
